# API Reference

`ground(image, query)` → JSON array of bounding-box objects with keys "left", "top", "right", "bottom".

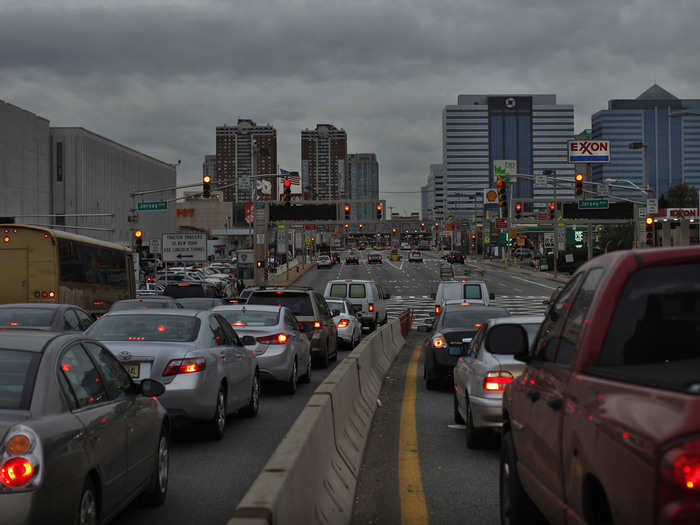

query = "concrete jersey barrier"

[{"left": 229, "top": 318, "right": 406, "bottom": 525}]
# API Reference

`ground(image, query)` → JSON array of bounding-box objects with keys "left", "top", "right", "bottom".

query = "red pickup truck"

[{"left": 488, "top": 246, "right": 700, "bottom": 525}]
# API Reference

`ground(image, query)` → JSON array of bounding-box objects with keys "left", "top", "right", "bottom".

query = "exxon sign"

[{"left": 568, "top": 140, "right": 611, "bottom": 163}]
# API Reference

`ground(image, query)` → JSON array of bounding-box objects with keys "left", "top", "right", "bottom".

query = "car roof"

[
  {"left": 0, "top": 330, "right": 68, "bottom": 352},
  {"left": 103, "top": 309, "right": 201, "bottom": 317},
  {"left": 115, "top": 297, "right": 175, "bottom": 303},
  {"left": 490, "top": 315, "right": 544, "bottom": 325},
  {"left": 213, "top": 304, "right": 282, "bottom": 312},
  {"left": 327, "top": 279, "right": 375, "bottom": 284},
  {"left": 0, "top": 303, "right": 68, "bottom": 310},
  {"left": 442, "top": 303, "right": 506, "bottom": 314}
]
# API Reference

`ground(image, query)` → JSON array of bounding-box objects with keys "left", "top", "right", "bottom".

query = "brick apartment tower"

[
  {"left": 215, "top": 119, "right": 276, "bottom": 202},
  {"left": 301, "top": 124, "right": 347, "bottom": 200}
]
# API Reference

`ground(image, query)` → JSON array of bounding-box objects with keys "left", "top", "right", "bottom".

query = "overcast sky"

[{"left": 1, "top": 0, "right": 699, "bottom": 214}]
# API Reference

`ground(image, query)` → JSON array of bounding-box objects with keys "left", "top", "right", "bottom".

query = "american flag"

[{"left": 280, "top": 169, "right": 300, "bottom": 185}]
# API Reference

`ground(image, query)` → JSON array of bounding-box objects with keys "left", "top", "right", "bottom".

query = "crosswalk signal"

[
  {"left": 344, "top": 204, "right": 351, "bottom": 220},
  {"left": 575, "top": 173, "right": 584, "bottom": 196},
  {"left": 549, "top": 203, "right": 556, "bottom": 220},
  {"left": 515, "top": 203, "right": 522, "bottom": 219},
  {"left": 133, "top": 230, "right": 143, "bottom": 251},
  {"left": 376, "top": 203, "right": 383, "bottom": 220},
  {"left": 202, "top": 175, "right": 211, "bottom": 198},
  {"left": 645, "top": 217, "right": 654, "bottom": 246}
]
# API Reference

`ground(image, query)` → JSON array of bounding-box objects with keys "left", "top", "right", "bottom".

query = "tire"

[
  {"left": 453, "top": 392, "right": 465, "bottom": 424},
  {"left": 330, "top": 340, "right": 338, "bottom": 362},
  {"left": 285, "top": 359, "right": 298, "bottom": 395},
  {"left": 207, "top": 386, "right": 227, "bottom": 440},
  {"left": 500, "top": 430, "right": 545, "bottom": 525},
  {"left": 239, "top": 373, "right": 260, "bottom": 417},
  {"left": 75, "top": 478, "right": 98, "bottom": 525},
  {"left": 465, "top": 395, "right": 487, "bottom": 449},
  {"left": 141, "top": 428, "right": 169, "bottom": 506},
  {"left": 299, "top": 356, "right": 312, "bottom": 384},
  {"left": 316, "top": 344, "right": 330, "bottom": 368}
]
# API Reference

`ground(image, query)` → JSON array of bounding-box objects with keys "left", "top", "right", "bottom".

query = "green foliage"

[
  {"left": 659, "top": 183, "right": 699, "bottom": 208},
  {"left": 599, "top": 223, "right": 635, "bottom": 253}
]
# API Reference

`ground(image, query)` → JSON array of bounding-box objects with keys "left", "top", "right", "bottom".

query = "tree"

[
  {"left": 665, "top": 183, "right": 699, "bottom": 207},
  {"left": 599, "top": 223, "right": 635, "bottom": 253}
]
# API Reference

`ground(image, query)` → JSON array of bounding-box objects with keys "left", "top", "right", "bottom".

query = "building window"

[{"left": 56, "top": 142, "right": 63, "bottom": 182}]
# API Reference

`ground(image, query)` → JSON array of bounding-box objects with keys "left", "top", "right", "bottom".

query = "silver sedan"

[
  {"left": 86, "top": 309, "right": 260, "bottom": 440},
  {"left": 453, "top": 315, "right": 543, "bottom": 449},
  {"left": 212, "top": 305, "right": 312, "bottom": 395},
  {"left": 325, "top": 299, "right": 362, "bottom": 349}
]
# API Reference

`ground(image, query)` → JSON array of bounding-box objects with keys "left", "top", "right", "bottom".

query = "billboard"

[{"left": 568, "top": 140, "right": 611, "bottom": 163}]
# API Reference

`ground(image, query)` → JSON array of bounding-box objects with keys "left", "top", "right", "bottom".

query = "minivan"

[{"left": 323, "top": 280, "right": 389, "bottom": 331}]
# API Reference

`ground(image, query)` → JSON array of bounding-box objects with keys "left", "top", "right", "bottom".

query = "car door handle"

[
  {"left": 546, "top": 396, "right": 562, "bottom": 411},
  {"left": 526, "top": 389, "right": 540, "bottom": 403}
]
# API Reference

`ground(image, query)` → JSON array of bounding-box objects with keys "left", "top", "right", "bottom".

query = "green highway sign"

[
  {"left": 137, "top": 201, "right": 167, "bottom": 211},
  {"left": 577, "top": 199, "right": 609, "bottom": 210}
]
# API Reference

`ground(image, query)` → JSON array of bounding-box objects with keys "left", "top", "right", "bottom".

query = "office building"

[
  {"left": 591, "top": 84, "right": 700, "bottom": 199},
  {"left": 426, "top": 164, "right": 446, "bottom": 221},
  {"left": 346, "top": 153, "right": 379, "bottom": 220},
  {"left": 421, "top": 184, "right": 430, "bottom": 221},
  {"left": 443, "top": 94, "right": 574, "bottom": 217},
  {"left": 203, "top": 154, "right": 216, "bottom": 185},
  {"left": 216, "top": 119, "right": 277, "bottom": 202},
  {"left": 0, "top": 99, "right": 51, "bottom": 223},
  {"left": 301, "top": 124, "right": 347, "bottom": 200}
]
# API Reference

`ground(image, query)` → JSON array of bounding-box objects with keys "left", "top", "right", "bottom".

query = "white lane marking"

[
  {"left": 507, "top": 275, "right": 558, "bottom": 290},
  {"left": 448, "top": 424, "right": 466, "bottom": 430}
]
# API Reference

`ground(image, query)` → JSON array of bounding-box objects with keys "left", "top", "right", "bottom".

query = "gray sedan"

[
  {"left": 86, "top": 310, "right": 260, "bottom": 440},
  {"left": 212, "top": 305, "right": 311, "bottom": 395},
  {"left": 0, "top": 304, "right": 94, "bottom": 332},
  {"left": 325, "top": 299, "right": 362, "bottom": 349},
  {"left": 453, "top": 315, "right": 544, "bottom": 449},
  {"left": 0, "top": 330, "right": 169, "bottom": 525}
]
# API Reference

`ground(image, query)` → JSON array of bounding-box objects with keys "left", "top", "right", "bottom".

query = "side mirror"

[
  {"left": 241, "top": 335, "right": 256, "bottom": 346},
  {"left": 141, "top": 379, "right": 165, "bottom": 397},
  {"left": 332, "top": 309, "right": 341, "bottom": 317},
  {"left": 489, "top": 293, "right": 495, "bottom": 300},
  {"left": 485, "top": 324, "right": 530, "bottom": 360}
]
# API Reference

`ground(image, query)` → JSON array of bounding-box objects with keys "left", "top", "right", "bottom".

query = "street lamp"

[{"left": 628, "top": 142, "right": 652, "bottom": 198}]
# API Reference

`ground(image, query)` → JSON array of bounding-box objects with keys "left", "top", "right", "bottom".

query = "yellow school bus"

[{"left": 0, "top": 225, "right": 135, "bottom": 314}]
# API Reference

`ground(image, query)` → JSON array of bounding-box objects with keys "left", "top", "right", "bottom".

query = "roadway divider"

[{"left": 228, "top": 315, "right": 408, "bottom": 525}]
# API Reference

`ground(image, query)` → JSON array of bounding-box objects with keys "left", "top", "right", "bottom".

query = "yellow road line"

[{"left": 399, "top": 345, "right": 429, "bottom": 525}]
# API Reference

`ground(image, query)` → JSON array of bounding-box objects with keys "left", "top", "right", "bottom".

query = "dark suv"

[
  {"left": 162, "top": 282, "right": 220, "bottom": 299},
  {"left": 445, "top": 251, "right": 465, "bottom": 264},
  {"left": 246, "top": 287, "right": 338, "bottom": 368}
]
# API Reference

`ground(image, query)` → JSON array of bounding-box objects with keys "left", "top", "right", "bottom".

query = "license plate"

[
  {"left": 124, "top": 363, "right": 140, "bottom": 378},
  {"left": 448, "top": 346, "right": 462, "bottom": 357}
]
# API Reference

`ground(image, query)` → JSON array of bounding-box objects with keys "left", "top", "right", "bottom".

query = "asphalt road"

[{"left": 114, "top": 249, "right": 562, "bottom": 524}]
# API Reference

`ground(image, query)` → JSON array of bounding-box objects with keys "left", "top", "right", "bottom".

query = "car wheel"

[
  {"left": 465, "top": 395, "right": 487, "bottom": 449},
  {"left": 500, "top": 430, "right": 545, "bottom": 525},
  {"left": 208, "top": 386, "right": 227, "bottom": 440},
  {"left": 330, "top": 339, "right": 338, "bottom": 362},
  {"left": 316, "top": 343, "right": 330, "bottom": 368},
  {"left": 286, "top": 359, "right": 298, "bottom": 395},
  {"left": 141, "top": 427, "right": 169, "bottom": 506},
  {"left": 453, "top": 392, "right": 465, "bottom": 424},
  {"left": 76, "top": 478, "right": 98, "bottom": 525},
  {"left": 240, "top": 373, "right": 260, "bottom": 417},
  {"left": 299, "top": 356, "right": 311, "bottom": 384}
]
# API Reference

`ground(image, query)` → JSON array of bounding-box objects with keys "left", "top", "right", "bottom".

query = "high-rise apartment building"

[
  {"left": 443, "top": 94, "right": 574, "bottom": 217},
  {"left": 301, "top": 124, "right": 347, "bottom": 200},
  {"left": 215, "top": 119, "right": 276, "bottom": 202},
  {"left": 346, "top": 153, "right": 379, "bottom": 220},
  {"left": 427, "top": 164, "right": 446, "bottom": 221},
  {"left": 591, "top": 85, "right": 700, "bottom": 199}
]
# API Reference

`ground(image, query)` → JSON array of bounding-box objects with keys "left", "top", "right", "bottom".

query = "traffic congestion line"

[{"left": 398, "top": 345, "right": 429, "bottom": 525}]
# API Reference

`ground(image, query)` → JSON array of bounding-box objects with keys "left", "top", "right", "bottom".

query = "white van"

[
  {"left": 323, "top": 279, "right": 389, "bottom": 331},
  {"left": 432, "top": 279, "right": 494, "bottom": 314}
]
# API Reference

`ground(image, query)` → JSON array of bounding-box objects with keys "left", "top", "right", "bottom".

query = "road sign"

[
  {"left": 483, "top": 188, "right": 499, "bottom": 205},
  {"left": 537, "top": 213, "right": 550, "bottom": 221},
  {"left": 577, "top": 199, "right": 609, "bottom": 210},
  {"left": 162, "top": 233, "right": 206, "bottom": 263},
  {"left": 509, "top": 228, "right": 517, "bottom": 239},
  {"left": 568, "top": 140, "right": 611, "bottom": 162},
  {"left": 495, "top": 218, "right": 508, "bottom": 229},
  {"left": 148, "top": 238, "right": 161, "bottom": 254},
  {"left": 598, "top": 183, "right": 609, "bottom": 196},
  {"left": 137, "top": 201, "right": 167, "bottom": 211},
  {"left": 494, "top": 160, "right": 517, "bottom": 181},
  {"left": 646, "top": 199, "right": 658, "bottom": 215},
  {"left": 535, "top": 175, "right": 547, "bottom": 186},
  {"left": 638, "top": 207, "right": 647, "bottom": 219}
]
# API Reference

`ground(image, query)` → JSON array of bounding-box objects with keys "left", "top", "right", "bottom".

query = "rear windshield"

[
  {"left": 0, "top": 308, "right": 56, "bottom": 328},
  {"left": 163, "top": 284, "right": 218, "bottom": 298},
  {"left": 464, "top": 284, "right": 483, "bottom": 300},
  {"left": 329, "top": 284, "right": 347, "bottom": 297},
  {"left": 247, "top": 292, "right": 314, "bottom": 317},
  {"left": 590, "top": 263, "right": 700, "bottom": 393},
  {"left": 87, "top": 315, "right": 199, "bottom": 342},
  {"left": 349, "top": 284, "right": 366, "bottom": 298},
  {"left": 0, "top": 349, "right": 41, "bottom": 410},
  {"left": 110, "top": 300, "right": 173, "bottom": 311},
  {"left": 216, "top": 309, "right": 280, "bottom": 327},
  {"left": 442, "top": 308, "right": 509, "bottom": 328},
  {"left": 326, "top": 300, "right": 345, "bottom": 312},
  {"left": 176, "top": 298, "right": 220, "bottom": 309},
  {"left": 439, "top": 284, "right": 463, "bottom": 302}
]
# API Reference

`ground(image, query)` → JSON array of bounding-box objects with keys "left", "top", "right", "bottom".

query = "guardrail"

[
  {"left": 228, "top": 315, "right": 408, "bottom": 525},
  {"left": 398, "top": 307, "right": 414, "bottom": 336}
]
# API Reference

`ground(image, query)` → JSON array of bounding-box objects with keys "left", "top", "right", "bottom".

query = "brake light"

[
  {"left": 93, "top": 301, "right": 104, "bottom": 306},
  {"left": 256, "top": 333, "right": 289, "bottom": 344},
  {"left": 483, "top": 372, "right": 514, "bottom": 391},
  {"left": 663, "top": 440, "right": 700, "bottom": 491},
  {"left": 368, "top": 304, "right": 374, "bottom": 312},
  {"left": 435, "top": 305, "right": 440, "bottom": 314},
  {"left": 232, "top": 321, "right": 246, "bottom": 326},
  {"left": 41, "top": 292, "right": 47, "bottom": 298},
  {"left": 48, "top": 291, "right": 55, "bottom": 298},
  {"left": 8, "top": 322, "right": 20, "bottom": 326},
  {"left": 2, "top": 236, "right": 10, "bottom": 243},
  {"left": 432, "top": 333, "right": 447, "bottom": 349},
  {"left": 162, "top": 358, "right": 206, "bottom": 376},
  {"left": 313, "top": 321, "right": 322, "bottom": 329},
  {"left": 177, "top": 283, "right": 191, "bottom": 287},
  {"left": 461, "top": 302, "right": 471, "bottom": 306},
  {"left": 474, "top": 323, "right": 482, "bottom": 328},
  {"left": 337, "top": 319, "right": 350, "bottom": 328},
  {"left": 0, "top": 458, "right": 34, "bottom": 488}
]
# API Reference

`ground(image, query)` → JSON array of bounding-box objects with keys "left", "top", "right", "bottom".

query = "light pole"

[
  {"left": 542, "top": 169, "right": 558, "bottom": 279},
  {"left": 628, "top": 142, "right": 651, "bottom": 198}
]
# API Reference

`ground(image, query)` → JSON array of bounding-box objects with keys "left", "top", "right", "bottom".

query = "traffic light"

[
  {"left": 256, "top": 260, "right": 263, "bottom": 269},
  {"left": 344, "top": 204, "right": 351, "bottom": 220},
  {"left": 392, "top": 227, "right": 397, "bottom": 233},
  {"left": 376, "top": 203, "right": 383, "bottom": 220},
  {"left": 575, "top": 173, "right": 584, "bottom": 196},
  {"left": 515, "top": 203, "right": 522, "bottom": 219},
  {"left": 202, "top": 175, "right": 211, "bottom": 198},
  {"left": 133, "top": 230, "right": 143, "bottom": 251},
  {"left": 434, "top": 221, "right": 439, "bottom": 228},
  {"left": 549, "top": 203, "right": 556, "bottom": 220},
  {"left": 359, "top": 223, "right": 364, "bottom": 230},
  {"left": 421, "top": 222, "right": 425, "bottom": 229},
  {"left": 497, "top": 177, "right": 508, "bottom": 217},
  {"left": 645, "top": 217, "right": 654, "bottom": 246},
  {"left": 344, "top": 223, "right": 349, "bottom": 230},
  {"left": 283, "top": 178, "right": 291, "bottom": 206}
]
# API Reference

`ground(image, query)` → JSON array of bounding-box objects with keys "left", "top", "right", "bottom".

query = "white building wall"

[{"left": 532, "top": 105, "right": 575, "bottom": 208}]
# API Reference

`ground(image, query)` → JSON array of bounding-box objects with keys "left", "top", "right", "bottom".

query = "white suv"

[
  {"left": 432, "top": 279, "right": 495, "bottom": 315},
  {"left": 323, "top": 279, "right": 389, "bottom": 331}
]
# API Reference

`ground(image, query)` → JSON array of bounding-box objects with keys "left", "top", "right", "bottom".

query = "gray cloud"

[{"left": 1, "top": 0, "right": 699, "bottom": 213}]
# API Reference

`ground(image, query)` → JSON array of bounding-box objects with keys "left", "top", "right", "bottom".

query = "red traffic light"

[
  {"left": 515, "top": 204, "right": 522, "bottom": 211},
  {"left": 497, "top": 180, "right": 504, "bottom": 188},
  {"left": 134, "top": 230, "right": 143, "bottom": 238},
  {"left": 284, "top": 179, "right": 291, "bottom": 188},
  {"left": 549, "top": 204, "right": 556, "bottom": 211},
  {"left": 645, "top": 217, "right": 653, "bottom": 225},
  {"left": 203, "top": 175, "right": 211, "bottom": 183},
  {"left": 344, "top": 204, "right": 350, "bottom": 212},
  {"left": 376, "top": 203, "right": 383, "bottom": 211},
  {"left": 575, "top": 173, "right": 584, "bottom": 182}
]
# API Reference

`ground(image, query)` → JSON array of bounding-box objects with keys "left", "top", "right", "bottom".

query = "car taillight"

[
  {"left": 313, "top": 321, "right": 322, "bottom": 329},
  {"left": 1, "top": 426, "right": 42, "bottom": 490},
  {"left": 431, "top": 333, "right": 447, "bottom": 349},
  {"left": 483, "top": 372, "right": 514, "bottom": 391},
  {"left": 0, "top": 458, "right": 34, "bottom": 488},
  {"left": 337, "top": 319, "right": 350, "bottom": 328},
  {"left": 162, "top": 357, "right": 206, "bottom": 376},
  {"left": 663, "top": 440, "right": 700, "bottom": 491},
  {"left": 256, "top": 333, "right": 289, "bottom": 344},
  {"left": 435, "top": 305, "right": 440, "bottom": 314},
  {"left": 368, "top": 304, "right": 374, "bottom": 312}
]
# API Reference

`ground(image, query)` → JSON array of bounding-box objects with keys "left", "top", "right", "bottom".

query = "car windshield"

[
  {"left": 87, "top": 315, "right": 199, "bottom": 342},
  {"left": 0, "top": 349, "right": 41, "bottom": 410},
  {"left": 442, "top": 308, "right": 509, "bottom": 328},
  {"left": 164, "top": 284, "right": 217, "bottom": 298},
  {"left": 0, "top": 308, "right": 55, "bottom": 328},
  {"left": 247, "top": 292, "right": 314, "bottom": 317},
  {"left": 216, "top": 309, "right": 280, "bottom": 327}
]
